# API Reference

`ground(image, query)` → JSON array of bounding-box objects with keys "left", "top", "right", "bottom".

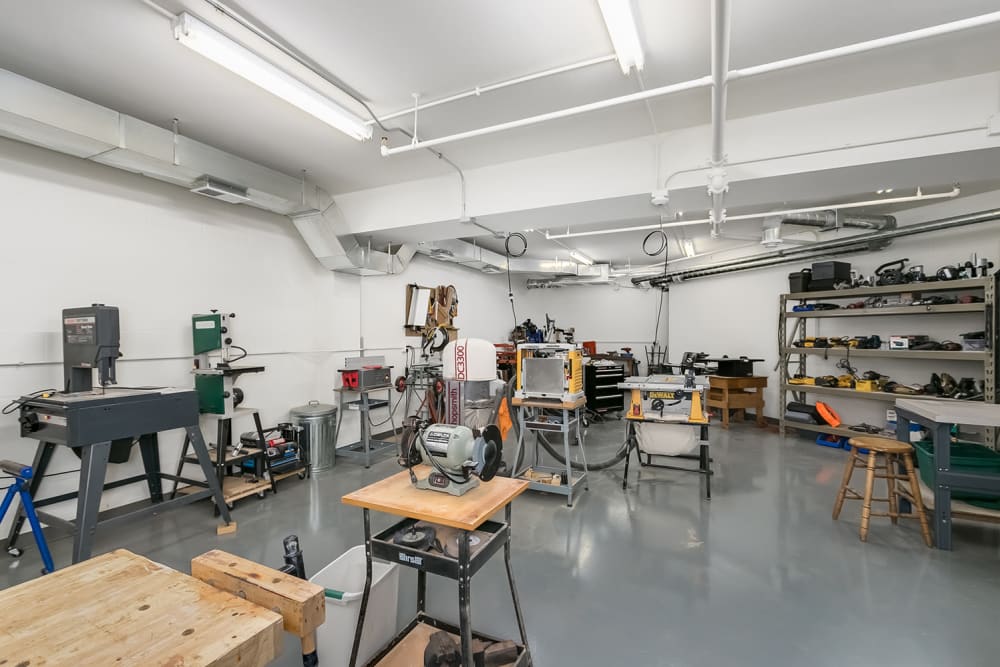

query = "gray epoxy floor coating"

[{"left": 5, "top": 422, "right": 1000, "bottom": 666}]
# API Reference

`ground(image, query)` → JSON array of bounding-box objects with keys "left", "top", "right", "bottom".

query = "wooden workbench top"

[
  {"left": 0, "top": 549, "right": 283, "bottom": 667},
  {"left": 342, "top": 466, "right": 529, "bottom": 531},
  {"left": 511, "top": 396, "right": 587, "bottom": 409}
]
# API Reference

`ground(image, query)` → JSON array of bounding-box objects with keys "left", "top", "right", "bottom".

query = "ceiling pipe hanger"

[
  {"left": 381, "top": 10, "right": 1000, "bottom": 156},
  {"left": 367, "top": 55, "right": 618, "bottom": 125}
]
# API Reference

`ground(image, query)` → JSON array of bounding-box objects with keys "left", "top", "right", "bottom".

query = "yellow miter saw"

[{"left": 398, "top": 421, "right": 503, "bottom": 496}]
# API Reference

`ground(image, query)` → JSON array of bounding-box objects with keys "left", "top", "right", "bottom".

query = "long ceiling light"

[
  {"left": 570, "top": 250, "right": 595, "bottom": 265},
  {"left": 546, "top": 186, "right": 961, "bottom": 239},
  {"left": 172, "top": 12, "right": 372, "bottom": 141},
  {"left": 597, "top": 0, "right": 645, "bottom": 74}
]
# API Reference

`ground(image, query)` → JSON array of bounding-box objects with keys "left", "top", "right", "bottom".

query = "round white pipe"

[
  {"left": 381, "top": 11, "right": 1000, "bottom": 156},
  {"left": 710, "top": 0, "right": 730, "bottom": 166},
  {"left": 545, "top": 186, "right": 961, "bottom": 239},
  {"left": 368, "top": 55, "right": 618, "bottom": 125},
  {"left": 381, "top": 76, "right": 714, "bottom": 155},
  {"left": 728, "top": 11, "right": 1000, "bottom": 81}
]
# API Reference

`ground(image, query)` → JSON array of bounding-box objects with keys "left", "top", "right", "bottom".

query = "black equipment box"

[
  {"left": 788, "top": 270, "right": 811, "bottom": 293},
  {"left": 809, "top": 261, "right": 851, "bottom": 291},
  {"left": 704, "top": 356, "right": 763, "bottom": 377}
]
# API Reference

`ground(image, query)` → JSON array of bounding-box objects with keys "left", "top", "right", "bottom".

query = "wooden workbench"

[
  {"left": 342, "top": 466, "right": 528, "bottom": 531},
  {"left": 0, "top": 549, "right": 283, "bottom": 667},
  {"left": 707, "top": 375, "right": 767, "bottom": 428}
]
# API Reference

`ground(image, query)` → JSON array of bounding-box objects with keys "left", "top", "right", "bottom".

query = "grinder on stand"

[{"left": 398, "top": 421, "right": 503, "bottom": 496}]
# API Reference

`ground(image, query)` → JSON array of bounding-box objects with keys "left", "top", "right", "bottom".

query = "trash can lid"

[{"left": 290, "top": 400, "right": 337, "bottom": 417}]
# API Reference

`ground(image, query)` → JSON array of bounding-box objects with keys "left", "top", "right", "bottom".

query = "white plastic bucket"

[{"left": 310, "top": 545, "right": 400, "bottom": 667}]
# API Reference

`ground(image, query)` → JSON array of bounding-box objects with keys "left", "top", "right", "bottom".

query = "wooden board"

[
  {"left": 511, "top": 396, "right": 586, "bottom": 409},
  {"left": 0, "top": 549, "right": 283, "bottom": 667},
  {"left": 192, "top": 550, "right": 325, "bottom": 638},
  {"left": 708, "top": 376, "right": 767, "bottom": 389},
  {"left": 372, "top": 622, "right": 517, "bottom": 667},
  {"left": 912, "top": 478, "right": 1000, "bottom": 523},
  {"left": 342, "top": 467, "right": 528, "bottom": 531},
  {"left": 221, "top": 475, "right": 273, "bottom": 502}
]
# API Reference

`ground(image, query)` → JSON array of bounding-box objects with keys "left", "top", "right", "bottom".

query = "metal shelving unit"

[{"left": 779, "top": 276, "right": 997, "bottom": 442}]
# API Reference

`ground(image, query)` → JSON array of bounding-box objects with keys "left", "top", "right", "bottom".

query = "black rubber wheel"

[
  {"left": 298, "top": 471, "right": 307, "bottom": 479},
  {"left": 8, "top": 547, "right": 23, "bottom": 558},
  {"left": 226, "top": 502, "right": 235, "bottom": 511},
  {"left": 257, "top": 491, "right": 266, "bottom": 499}
]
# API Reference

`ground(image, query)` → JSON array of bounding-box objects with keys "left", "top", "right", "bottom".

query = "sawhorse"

[{"left": 0, "top": 460, "right": 55, "bottom": 574}]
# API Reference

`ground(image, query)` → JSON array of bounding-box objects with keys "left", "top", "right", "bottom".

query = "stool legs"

[
  {"left": 885, "top": 453, "right": 899, "bottom": 525},
  {"left": 859, "top": 451, "right": 878, "bottom": 542},
  {"left": 902, "top": 453, "right": 933, "bottom": 548},
  {"left": 832, "top": 445, "right": 931, "bottom": 547},
  {"left": 832, "top": 446, "right": 859, "bottom": 520}
]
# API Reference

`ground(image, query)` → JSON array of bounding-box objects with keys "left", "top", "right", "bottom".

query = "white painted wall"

[
  {"left": 513, "top": 282, "right": 666, "bottom": 366},
  {"left": 668, "top": 189, "right": 1000, "bottom": 428},
  {"left": 0, "top": 138, "right": 511, "bottom": 537}
]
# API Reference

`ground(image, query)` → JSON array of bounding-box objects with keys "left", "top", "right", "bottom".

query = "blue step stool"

[{"left": 1, "top": 460, "right": 55, "bottom": 574}]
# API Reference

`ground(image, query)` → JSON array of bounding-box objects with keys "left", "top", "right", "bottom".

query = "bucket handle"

[{"left": 308, "top": 400, "right": 320, "bottom": 406}]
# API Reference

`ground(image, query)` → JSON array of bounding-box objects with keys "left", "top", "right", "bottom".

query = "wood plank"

[
  {"left": 511, "top": 396, "right": 586, "bottom": 409},
  {"left": 192, "top": 550, "right": 325, "bottom": 638},
  {"left": 910, "top": 478, "right": 1000, "bottom": 523},
  {"left": 0, "top": 549, "right": 283, "bottom": 667},
  {"left": 342, "top": 466, "right": 528, "bottom": 531},
  {"left": 708, "top": 376, "right": 768, "bottom": 389},
  {"left": 373, "top": 622, "right": 517, "bottom": 667},
  {"left": 221, "top": 475, "right": 273, "bottom": 502}
]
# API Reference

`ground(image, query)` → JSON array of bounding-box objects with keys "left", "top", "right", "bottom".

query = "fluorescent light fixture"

[
  {"left": 597, "top": 0, "right": 645, "bottom": 74},
  {"left": 570, "top": 250, "right": 595, "bottom": 265},
  {"left": 172, "top": 13, "right": 372, "bottom": 141},
  {"left": 876, "top": 187, "right": 894, "bottom": 194},
  {"left": 681, "top": 239, "right": 696, "bottom": 257}
]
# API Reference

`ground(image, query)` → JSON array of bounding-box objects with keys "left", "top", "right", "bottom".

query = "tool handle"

[{"left": 0, "top": 460, "right": 31, "bottom": 478}]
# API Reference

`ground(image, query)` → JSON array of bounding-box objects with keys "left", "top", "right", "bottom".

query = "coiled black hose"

[{"left": 490, "top": 378, "right": 630, "bottom": 471}]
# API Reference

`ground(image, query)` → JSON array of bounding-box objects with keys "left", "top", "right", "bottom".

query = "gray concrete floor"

[{"left": 5, "top": 422, "right": 1000, "bottom": 666}]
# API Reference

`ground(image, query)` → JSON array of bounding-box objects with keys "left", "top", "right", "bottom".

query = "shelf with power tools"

[{"left": 779, "top": 255, "right": 997, "bottom": 443}]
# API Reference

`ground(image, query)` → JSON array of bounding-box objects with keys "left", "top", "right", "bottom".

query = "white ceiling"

[
  {"left": 1, "top": 0, "right": 999, "bottom": 196},
  {"left": 457, "top": 148, "right": 1000, "bottom": 266}
]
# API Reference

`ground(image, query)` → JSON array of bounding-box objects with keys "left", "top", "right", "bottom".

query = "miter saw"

[{"left": 398, "top": 420, "right": 503, "bottom": 496}]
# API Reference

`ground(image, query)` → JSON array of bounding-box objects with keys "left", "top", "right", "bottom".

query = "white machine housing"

[{"left": 442, "top": 338, "right": 499, "bottom": 427}]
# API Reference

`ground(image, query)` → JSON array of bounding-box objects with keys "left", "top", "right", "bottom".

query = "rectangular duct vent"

[{"left": 190, "top": 177, "right": 250, "bottom": 204}]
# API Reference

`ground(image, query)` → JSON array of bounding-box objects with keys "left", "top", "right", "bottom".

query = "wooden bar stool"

[{"left": 832, "top": 436, "right": 932, "bottom": 546}]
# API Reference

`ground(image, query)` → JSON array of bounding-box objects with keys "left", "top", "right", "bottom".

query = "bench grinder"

[{"left": 398, "top": 422, "right": 502, "bottom": 496}]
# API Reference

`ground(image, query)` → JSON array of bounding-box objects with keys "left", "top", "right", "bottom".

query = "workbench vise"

[
  {"left": 192, "top": 310, "right": 264, "bottom": 416},
  {"left": 619, "top": 372, "right": 709, "bottom": 423}
]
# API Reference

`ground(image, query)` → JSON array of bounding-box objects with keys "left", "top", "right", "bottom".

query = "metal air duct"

[{"left": 0, "top": 68, "right": 413, "bottom": 276}]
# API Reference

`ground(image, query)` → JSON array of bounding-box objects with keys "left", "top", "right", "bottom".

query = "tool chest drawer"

[{"left": 585, "top": 363, "right": 625, "bottom": 413}]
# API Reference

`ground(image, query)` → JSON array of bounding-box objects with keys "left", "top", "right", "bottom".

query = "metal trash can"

[{"left": 290, "top": 401, "right": 338, "bottom": 474}]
